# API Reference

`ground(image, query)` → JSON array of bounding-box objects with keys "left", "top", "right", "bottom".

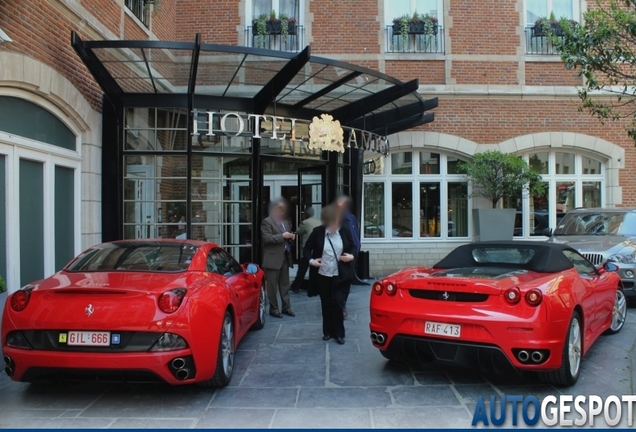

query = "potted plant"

[
  {"left": 253, "top": 11, "right": 297, "bottom": 35},
  {"left": 392, "top": 12, "right": 438, "bottom": 45},
  {"left": 457, "top": 150, "right": 546, "bottom": 241},
  {"left": 533, "top": 12, "right": 577, "bottom": 37}
]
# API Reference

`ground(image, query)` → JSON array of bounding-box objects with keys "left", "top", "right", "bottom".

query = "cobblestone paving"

[{"left": 0, "top": 286, "right": 635, "bottom": 428}]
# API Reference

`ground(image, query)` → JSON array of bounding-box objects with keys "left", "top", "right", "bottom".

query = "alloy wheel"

[{"left": 568, "top": 317, "right": 581, "bottom": 378}]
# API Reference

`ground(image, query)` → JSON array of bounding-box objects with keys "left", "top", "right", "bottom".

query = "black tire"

[
  {"left": 251, "top": 281, "right": 266, "bottom": 330},
  {"left": 539, "top": 311, "right": 582, "bottom": 387},
  {"left": 199, "top": 310, "right": 235, "bottom": 387},
  {"left": 604, "top": 289, "right": 627, "bottom": 335}
]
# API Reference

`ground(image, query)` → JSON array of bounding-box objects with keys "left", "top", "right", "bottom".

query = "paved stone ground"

[{"left": 0, "top": 285, "right": 635, "bottom": 428}]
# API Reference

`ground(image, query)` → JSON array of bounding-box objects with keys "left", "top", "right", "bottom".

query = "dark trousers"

[
  {"left": 291, "top": 256, "right": 310, "bottom": 291},
  {"left": 316, "top": 273, "right": 346, "bottom": 339}
]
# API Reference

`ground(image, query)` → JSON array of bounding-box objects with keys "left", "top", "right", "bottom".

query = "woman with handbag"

[{"left": 303, "top": 205, "right": 357, "bottom": 344}]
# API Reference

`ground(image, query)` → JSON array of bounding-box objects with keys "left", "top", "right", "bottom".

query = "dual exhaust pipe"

[
  {"left": 517, "top": 350, "right": 546, "bottom": 364},
  {"left": 171, "top": 357, "right": 190, "bottom": 380},
  {"left": 370, "top": 332, "right": 387, "bottom": 345},
  {"left": 4, "top": 355, "right": 14, "bottom": 377}
]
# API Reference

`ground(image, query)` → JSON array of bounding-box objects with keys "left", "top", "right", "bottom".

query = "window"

[
  {"left": 207, "top": 248, "right": 242, "bottom": 276},
  {"left": 526, "top": 0, "right": 577, "bottom": 24},
  {"left": 384, "top": 0, "right": 444, "bottom": 53},
  {"left": 563, "top": 250, "right": 598, "bottom": 276},
  {"left": 363, "top": 183, "right": 385, "bottom": 239},
  {"left": 247, "top": 0, "right": 303, "bottom": 51},
  {"left": 392, "top": 152, "right": 413, "bottom": 174},
  {"left": 385, "top": 0, "right": 441, "bottom": 25},
  {"left": 525, "top": 0, "right": 579, "bottom": 55},
  {"left": 515, "top": 151, "right": 604, "bottom": 237},
  {"left": 362, "top": 151, "right": 468, "bottom": 241},
  {"left": 124, "top": 0, "right": 150, "bottom": 27}
]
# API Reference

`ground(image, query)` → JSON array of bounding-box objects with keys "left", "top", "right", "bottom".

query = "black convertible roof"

[{"left": 434, "top": 241, "right": 577, "bottom": 273}]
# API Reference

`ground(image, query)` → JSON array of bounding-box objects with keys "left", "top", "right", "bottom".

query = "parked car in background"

[
  {"left": 370, "top": 241, "right": 625, "bottom": 386},
  {"left": 550, "top": 208, "right": 636, "bottom": 299},
  {"left": 514, "top": 210, "right": 565, "bottom": 236},
  {"left": 2, "top": 239, "right": 266, "bottom": 386}
]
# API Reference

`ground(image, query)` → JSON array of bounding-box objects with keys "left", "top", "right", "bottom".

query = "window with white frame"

[
  {"left": 505, "top": 151, "right": 604, "bottom": 237},
  {"left": 252, "top": 0, "right": 300, "bottom": 20},
  {"left": 364, "top": 149, "right": 605, "bottom": 241},
  {"left": 526, "top": 0, "right": 579, "bottom": 24},
  {"left": 247, "top": 0, "right": 303, "bottom": 51},
  {"left": 362, "top": 150, "right": 468, "bottom": 240},
  {"left": 385, "top": 0, "right": 442, "bottom": 25}
]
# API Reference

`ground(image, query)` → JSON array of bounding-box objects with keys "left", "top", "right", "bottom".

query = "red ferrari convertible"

[
  {"left": 370, "top": 241, "right": 626, "bottom": 386},
  {"left": 1, "top": 239, "right": 267, "bottom": 386}
]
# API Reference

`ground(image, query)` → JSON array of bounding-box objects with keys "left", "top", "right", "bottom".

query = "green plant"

[
  {"left": 253, "top": 13, "right": 268, "bottom": 48},
  {"left": 457, "top": 151, "right": 546, "bottom": 208},
  {"left": 393, "top": 14, "right": 410, "bottom": 46},
  {"left": 269, "top": 9, "right": 277, "bottom": 21},
  {"left": 0, "top": 275, "right": 6, "bottom": 294},
  {"left": 280, "top": 13, "right": 291, "bottom": 43}
]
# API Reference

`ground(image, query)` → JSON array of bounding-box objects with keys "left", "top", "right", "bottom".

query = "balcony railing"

[
  {"left": 245, "top": 26, "right": 305, "bottom": 52},
  {"left": 524, "top": 27, "right": 564, "bottom": 55},
  {"left": 124, "top": 0, "right": 150, "bottom": 27},
  {"left": 385, "top": 25, "right": 444, "bottom": 54}
]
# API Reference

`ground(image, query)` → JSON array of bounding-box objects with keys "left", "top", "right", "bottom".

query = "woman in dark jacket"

[{"left": 303, "top": 205, "right": 357, "bottom": 344}]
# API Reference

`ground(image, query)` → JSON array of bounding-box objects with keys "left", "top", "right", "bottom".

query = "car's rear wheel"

[
  {"left": 604, "top": 289, "right": 627, "bottom": 335},
  {"left": 539, "top": 311, "right": 581, "bottom": 387},
  {"left": 251, "top": 281, "right": 267, "bottom": 330},
  {"left": 199, "top": 310, "right": 234, "bottom": 387}
]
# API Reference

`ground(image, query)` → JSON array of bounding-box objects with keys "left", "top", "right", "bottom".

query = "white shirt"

[{"left": 318, "top": 229, "right": 343, "bottom": 277}]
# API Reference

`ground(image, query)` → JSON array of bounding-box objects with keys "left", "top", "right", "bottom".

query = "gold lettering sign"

[{"left": 308, "top": 114, "right": 344, "bottom": 153}]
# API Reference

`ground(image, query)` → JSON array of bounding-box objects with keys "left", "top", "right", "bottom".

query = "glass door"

[{"left": 296, "top": 166, "right": 325, "bottom": 259}]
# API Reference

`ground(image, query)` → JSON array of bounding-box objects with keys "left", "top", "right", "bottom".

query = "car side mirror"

[
  {"left": 541, "top": 228, "right": 553, "bottom": 237},
  {"left": 604, "top": 262, "right": 619, "bottom": 273},
  {"left": 245, "top": 263, "right": 259, "bottom": 274}
]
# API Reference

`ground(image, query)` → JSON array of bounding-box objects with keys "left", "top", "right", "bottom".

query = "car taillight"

[
  {"left": 372, "top": 282, "right": 383, "bottom": 296},
  {"left": 385, "top": 282, "right": 398, "bottom": 296},
  {"left": 158, "top": 289, "right": 186, "bottom": 314},
  {"left": 10, "top": 287, "right": 33, "bottom": 312},
  {"left": 504, "top": 287, "right": 521, "bottom": 305},
  {"left": 525, "top": 289, "right": 543, "bottom": 306}
]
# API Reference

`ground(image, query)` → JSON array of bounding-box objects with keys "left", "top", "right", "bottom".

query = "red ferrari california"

[
  {"left": 370, "top": 241, "right": 627, "bottom": 386},
  {"left": 1, "top": 239, "right": 267, "bottom": 386}
]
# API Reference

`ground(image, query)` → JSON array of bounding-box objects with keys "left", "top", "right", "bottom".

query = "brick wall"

[
  {"left": 448, "top": 0, "right": 519, "bottom": 55},
  {"left": 451, "top": 61, "right": 519, "bottom": 85},
  {"left": 526, "top": 62, "right": 581, "bottom": 86},
  {"left": 175, "top": 0, "right": 239, "bottom": 44},
  {"left": 386, "top": 60, "right": 445, "bottom": 85},
  {"left": 309, "top": 0, "right": 380, "bottom": 54}
]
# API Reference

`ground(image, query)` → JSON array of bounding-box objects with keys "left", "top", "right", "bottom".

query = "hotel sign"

[{"left": 192, "top": 110, "right": 389, "bottom": 155}]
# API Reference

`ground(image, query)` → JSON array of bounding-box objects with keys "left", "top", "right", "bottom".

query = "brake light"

[
  {"left": 504, "top": 287, "right": 521, "bottom": 305},
  {"left": 372, "top": 282, "right": 383, "bottom": 296},
  {"left": 158, "top": 289, "right": 187, "bottom": 313},
  {"left": 385, "top": 282, "right": 398, "bottom": 296},
  {"left": 525, "top": 289, "right": 543, "bottom": 306},
  {"left": 10, "top": 287, "right": 33, "bottom": 312}
]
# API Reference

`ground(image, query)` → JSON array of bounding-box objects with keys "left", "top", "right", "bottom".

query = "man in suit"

[
  {"left": 290, "top": 207, "right": 322, "bottom": 293},
  {"left": 334, "top": 195, "right": 361, "bottom": 317},
  {"left": 261, "top": 198, "right": 296, "bottom": 318}
]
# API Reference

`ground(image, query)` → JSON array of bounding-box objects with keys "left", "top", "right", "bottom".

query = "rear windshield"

[
  {"left": 554, "top": 211, "right": 636, "bottom": 236},
  {"left": 471, "top": 247, "right": 536, "bottom": 265},
  {"left": 66, "top": 242, "right": 199, "bottom": 272}
]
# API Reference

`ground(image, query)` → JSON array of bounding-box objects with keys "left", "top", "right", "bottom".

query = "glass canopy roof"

[{"left": 72, "top": 32, "right": 437, "bottom": 135}]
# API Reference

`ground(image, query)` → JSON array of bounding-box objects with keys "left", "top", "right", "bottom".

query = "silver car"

[{"left": 550, "top": 208, "right": 636, "bottom": 299}]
